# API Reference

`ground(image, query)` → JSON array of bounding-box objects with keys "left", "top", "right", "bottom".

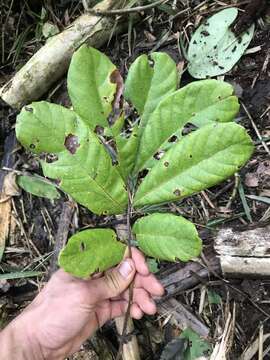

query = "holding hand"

[{"left": 0, "top": 248, "right": 164, "bottom": 360}]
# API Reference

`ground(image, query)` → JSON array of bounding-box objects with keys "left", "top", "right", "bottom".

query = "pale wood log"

[
  {"left": 215, "top": 227, "right": 270, "bottom": 278},
  {"left": 115, "top": 317, "right": 140, "bottom": 360},
  {"left": 0, "top": 0, "right": 132, "bottom": 109},
  {"left": 215, "top": 226, "right": 270, "bottom": 257}
]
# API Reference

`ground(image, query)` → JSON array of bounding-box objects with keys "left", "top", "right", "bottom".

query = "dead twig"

[
  {"left": 87, "top": 0, "right": 167, "bottom": 16},
  {"left": 241, "top": 102, "right": 270, "bottom": 156},
  {"left": 116, "top": 182, "right": 137, "bottom": 360},
  {"left": 48, "top": 201, "right": 75, "bottom": 277}
]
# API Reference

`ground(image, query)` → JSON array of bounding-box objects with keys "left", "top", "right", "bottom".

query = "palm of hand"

[{"left": 19, "top": 248, "right": 163, "bottom": 359}]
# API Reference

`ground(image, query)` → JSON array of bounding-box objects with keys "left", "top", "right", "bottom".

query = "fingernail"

[{"left": 118, "top": 260, "right": 133, "bottom": 279}]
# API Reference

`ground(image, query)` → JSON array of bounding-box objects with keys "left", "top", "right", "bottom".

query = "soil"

[{"left": 0, "top": 1, "right": 270, "bottom": 359}]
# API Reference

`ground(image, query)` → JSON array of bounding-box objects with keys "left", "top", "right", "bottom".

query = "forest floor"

[{"left": 0, "top": 0, "right": 270, "bottom": 359}]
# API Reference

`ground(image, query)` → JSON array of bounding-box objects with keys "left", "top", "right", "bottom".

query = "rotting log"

[
  {"left": 0, "top": 0, "right": 135, "bottom": 109},
  {"left": 215, "top": 226, "right": 270, "bottom": 278}
]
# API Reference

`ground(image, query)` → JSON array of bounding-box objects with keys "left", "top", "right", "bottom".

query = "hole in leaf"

[
  {"left": 168, "top": 135, "right": 178, "bottom": 143},
  {"left": 40, "top": 153, "right": 58, "bottom": 163},
  {"left": 153, "top": 150, "right": 165, "bottom": 160},
  {"left": 94, "top": 125, "right": 104, "bottom": 135},
  {"left": 181, "top": 123, "right": 197, "bottom": 136},
  {"left": 64, "top": 134, "right": 80, "bottom": 154},
  {"left": 80, "top": 242, "right": 86, "bottom": 252},
  {"left": 173, "top": 189, "right": 181, "bottom": 196},
  {"left": 201, "top": 30, "right": 209, "bottom": 36},
  {"left": 148, "top": 55, "right": 155, "bottom": 68},
  {"left": 25, "top": 106, "right": 33, "bottom": 112}
]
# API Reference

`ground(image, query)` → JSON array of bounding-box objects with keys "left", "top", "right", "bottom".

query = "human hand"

[{"left": 1, "top": 248, "right": 164, "bottom": 360}]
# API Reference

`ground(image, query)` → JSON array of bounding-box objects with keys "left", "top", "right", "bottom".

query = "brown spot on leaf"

[
  {"left": 109, "top": 69, "right": 124, "bottom": 126},
  {"left": 173, "top": 189, "right": 181, "bottom": 196},
  {"left": 29, "top": 143, "right": 36, "bottom": 149},
  {"left": 164, "top": 161, "right": 169, "bottom": 167},
  {"left": 64, "top": 134, "right": 80, "bottom": 154}
]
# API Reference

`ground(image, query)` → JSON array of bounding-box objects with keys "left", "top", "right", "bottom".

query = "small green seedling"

[{"left": 16, "top": 45, "right": 253, "bottom": 278}]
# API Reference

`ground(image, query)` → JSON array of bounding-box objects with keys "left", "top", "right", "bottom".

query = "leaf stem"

[{"left": 116, "top": 180, "right": 134, "bottom": 360}]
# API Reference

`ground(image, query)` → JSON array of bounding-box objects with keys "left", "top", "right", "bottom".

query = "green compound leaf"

[
  {"left": 187, "top": 8, "right": 254, "bottom": 78},
  {"left": 133, "top": 213, "right": 202, "bottom": 262},
  {"left": 17, "top": 175, "right": 60, "bottom": 200},
  {"left": 133, "top": 80, "right": 239, "bottom": 173},
  {"left": 67, "top": 45, "right": 118, "bottom": 129},
  {"left": 125, "top": 52, "right": 178, "bottom": 130},
  {"left": 59, "top": 229, "right": 126, "bottom": 278},
  {"left": 134, "top": 122, "right": 253, "bottom": 208},
  {"left": 16, "top": 102, "right": 128, "bottom": 215}
]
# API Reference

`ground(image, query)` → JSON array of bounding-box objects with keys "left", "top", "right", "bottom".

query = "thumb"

[{"left": 90, "top": 259, "right": 135, "bottom": 301}]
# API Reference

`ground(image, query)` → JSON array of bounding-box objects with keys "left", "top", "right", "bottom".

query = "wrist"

[{"left": 0, "top": 317, "right": 44, "bottom": 360}]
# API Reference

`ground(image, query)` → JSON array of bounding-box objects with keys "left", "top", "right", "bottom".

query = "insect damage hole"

[
  {"left": 173, "top": 189, "right": 181, "bottom": 197},
  {"left": 80, "top": 242, "right": 86, "bottom": 252},
  {"left": 64, "top": 134, "right": 80, "bottom": 154}
]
